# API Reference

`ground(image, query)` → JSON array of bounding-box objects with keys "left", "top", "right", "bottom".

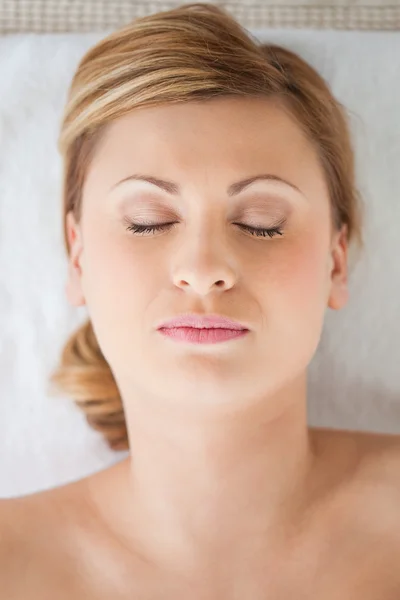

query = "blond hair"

[{"left": 49, "top": 2, "right": 364, "bottom": 452}]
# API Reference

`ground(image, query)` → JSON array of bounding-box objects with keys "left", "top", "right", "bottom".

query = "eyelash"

[{"left": 125, "top": 221, "right": 284, "bottom": 239}]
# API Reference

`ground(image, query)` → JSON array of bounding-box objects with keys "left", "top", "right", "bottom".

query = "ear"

[
  {"left": 65, "top": 211, "right": 86, "bottom": 307},
  {"left": 327, "top": 223, "right": 349, "bottom": 311}
]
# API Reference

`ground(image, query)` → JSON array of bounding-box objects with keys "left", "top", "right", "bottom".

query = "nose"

[{"left": 171, "top": 232, "right": 237, "bottom": 296}]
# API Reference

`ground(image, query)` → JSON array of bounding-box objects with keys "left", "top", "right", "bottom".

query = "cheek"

[
  {"left": 281, "top": 242, "right": 328, "bottom": 309},
  {"left": 79, "top": 226, "right": 158, "bottom": 361},
  {"left": 255, "top": 233, "right": 330, "bottom": 349},
  {"left": 87, "top": 238, "right": 158, "bottom": 305},
  {"left": 255, "top": 231, "right": 328, "bottom": 293}
]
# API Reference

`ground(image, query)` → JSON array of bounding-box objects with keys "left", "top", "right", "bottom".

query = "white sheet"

[{"left": 0, "top": 30, "right": 399, "bottom": 498}]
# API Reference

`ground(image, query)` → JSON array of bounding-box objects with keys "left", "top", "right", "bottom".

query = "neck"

[{"left": 86, "top": 372, "right": 319, "bottom": 576}]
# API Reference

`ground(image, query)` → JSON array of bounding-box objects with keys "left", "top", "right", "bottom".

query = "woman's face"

[{"left": 66, "top": 96, "right": 348, "bottom": 409}]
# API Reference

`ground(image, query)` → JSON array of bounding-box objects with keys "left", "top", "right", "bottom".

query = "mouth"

[
  {"left": 158, "top": 326, "right": 249, "bottom": 345},
  {"left": 157, "top": 313, "right": 249, "bottom": 331}
]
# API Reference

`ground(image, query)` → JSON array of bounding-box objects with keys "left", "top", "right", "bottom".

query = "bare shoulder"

[
  {"left": 0, "top": 478, "right": 138, "bottom": 599},
  {"left": 313, "top": 425, "right": 400, "bottom": 486},
  {"left": 0, "top": 483, "right": 102, "bottom": 599},
  {"left": 314, "top": 426, "right": 400, "bottom": 473},
  {"left": 0, "top": 496, "right": 17, "bottom": 556},
  {"left": 312, "top": 426, "right": 400, "bottom": 538},
  {"left": 346, "top": 428, "right": 400, "bottom": 505},
  {"left": 0, "top": 494, "right": 40, "bottom": 597},
  {"left": 0, "top": 494, "right": 33, "bottom": 557}
]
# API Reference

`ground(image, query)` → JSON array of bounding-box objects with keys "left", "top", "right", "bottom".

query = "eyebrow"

[{"left": 110, "top": 173, "right": 304, "bottom": 197}]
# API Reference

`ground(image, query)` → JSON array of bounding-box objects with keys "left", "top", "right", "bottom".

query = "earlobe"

[
  {"left": 65, "top": 262, "right": 86, "bottom": 307},
  {"left": 327, "top": 283, "right": 349, "bottom": 311}
]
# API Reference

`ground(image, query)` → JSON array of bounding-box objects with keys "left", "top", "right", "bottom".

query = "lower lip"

[{"left": 158, "top": 327, "right": 249, "bottom": 344}]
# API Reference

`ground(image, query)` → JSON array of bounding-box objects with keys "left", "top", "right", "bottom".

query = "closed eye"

[{"left": 124, "top": 220, "right": 285, "bottom": 239}]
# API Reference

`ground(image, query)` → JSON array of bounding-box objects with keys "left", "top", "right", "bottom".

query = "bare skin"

[
  {"left": 2, "top": 426, "right": 400, "bottom": 600},
  {"left": 61, "top": 96, "right": 354, "bottom": 593},
  {"left": 3, "top": 98, "right": 397, "bottom": 598}
]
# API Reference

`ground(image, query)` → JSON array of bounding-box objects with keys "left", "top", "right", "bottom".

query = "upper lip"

[{"left": 157, "top": 313, "right": 249, "bottom": 330}]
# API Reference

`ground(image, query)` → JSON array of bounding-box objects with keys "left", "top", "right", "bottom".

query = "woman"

[{"left": 2, "top": 3, "right": 400, "bottom": 598}]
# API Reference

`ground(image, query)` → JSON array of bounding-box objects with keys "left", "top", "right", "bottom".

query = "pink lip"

[
  {"left": 157, "top": 314, "right": 248, "bottom": 331},
  {"left": 158, "top": 327, "right": 249, "bottom": 344}
]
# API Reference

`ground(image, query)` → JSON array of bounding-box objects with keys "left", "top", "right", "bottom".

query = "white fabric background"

[{"left": 0, "top": 29, "right": 399, "bottom": 498}]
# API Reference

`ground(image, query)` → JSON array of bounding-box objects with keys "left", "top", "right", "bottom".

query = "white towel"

[{"left": 0, "top": 29, "right": 399, "bottom": 498}]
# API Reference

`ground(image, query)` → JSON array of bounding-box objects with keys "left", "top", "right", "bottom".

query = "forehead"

[
  {"left": 96, "top": 96, "right": 311, "bottom": 159},
  {"left": 84, "top": 96, "right": 328, "bottom": 206}
]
